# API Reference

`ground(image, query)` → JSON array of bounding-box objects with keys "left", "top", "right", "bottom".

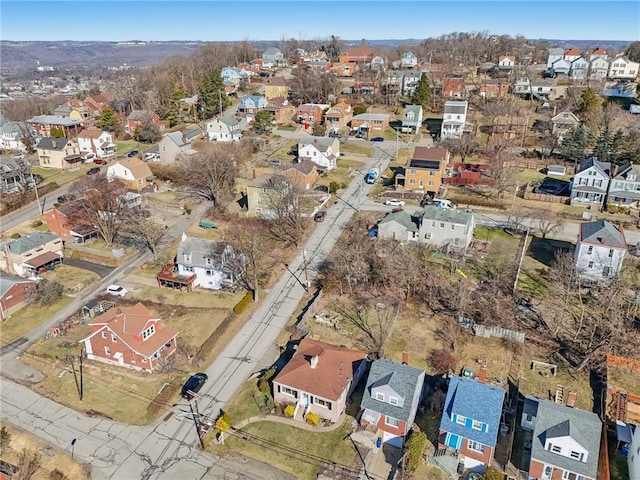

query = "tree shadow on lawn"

[{"left": 527, "top": 236, "right": 573, "bottom": 267}]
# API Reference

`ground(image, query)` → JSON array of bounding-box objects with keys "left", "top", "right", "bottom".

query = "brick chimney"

[
  {"left": 401, "top": 352, "right": 409, "bottom": 365},
  {"left": 52, "top": 139, "right": 57, "bottom": 149},
  {"left": 478, "top": 367, "right": 487, "bottom": 383}
]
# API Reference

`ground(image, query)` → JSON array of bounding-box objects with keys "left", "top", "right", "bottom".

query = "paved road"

[
  {"left": 0, "top": 144, "right": 398, "bottom": 480},
  {"left": 64, "top": 258, "right": 115, "bottom": 278}
]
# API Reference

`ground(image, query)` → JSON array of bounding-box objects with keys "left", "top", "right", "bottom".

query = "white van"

[
  {"left": 81, "top": 153, "right": 95, "bottom": 162},
  {"left": 433, "top": 198, "right": 455, "bottom": 209}
]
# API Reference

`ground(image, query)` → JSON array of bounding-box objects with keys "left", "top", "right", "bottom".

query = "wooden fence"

[
  {"left": 458, "top": 316, "right": 525, "bottom": 343},
  {"left": 607, "top": 354, "right": 640, "bottom": 372},
  {"left": 523, "top": 191, "right": 568, "bottom": 204}
]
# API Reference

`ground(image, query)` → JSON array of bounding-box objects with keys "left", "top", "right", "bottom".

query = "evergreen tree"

[
  {"left": 560, "top": 126, "right": 590, "bottom": 167},
  {"left": 578, "top": 88, "right": 601, "bottom": 114},
  {"left": 98, "top": 107, "right": 118, "bottom": 133},
  {"left": 198, "top": 69, "right": 230, "bottom": 119},
  {"left": 592, "top": 125, "right": 614, "bottom": 163},
  {"left": 165, "top": 87, "right": 187, "bottom": 127},
  {"left": 410, "top": 73, "right": 432, "bottom": 108},
  {"left": 254, "top": 110, "right": 273, "bottom": 133}
]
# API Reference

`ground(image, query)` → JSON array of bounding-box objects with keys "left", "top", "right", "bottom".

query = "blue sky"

[{"left": 1, "top": 1, "right": 639, "bottom": 42}]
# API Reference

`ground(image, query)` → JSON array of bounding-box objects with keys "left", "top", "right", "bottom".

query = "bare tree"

[
  {"left": 330, "top": 296, "right": 399, "bottom": 358},
  {"left": 27, "top": 279, "right": 63, "bottom": 305},
  {"left": 261, "top": 175, "right": 311, "bottom": 248},
  {"left": 486, "top": 142, "right": 521, "bottom": 199},
  {"left": 528, "top": 208, "right": 565, "bottom": 239},
  {"left": 16, "top": 449, "right": 40, "bottom": 480},
  {"left": 121, "top": 211, "right": 167, "bottom": 259},
  {"left": 288, "top": 70, "right": 340, "bottom": 104},
  {"left": 440, "top": 133, "right": 481, "bottom": 163},
  {"left": 133, "top": 113, "right": 161, "bottom": 143}
]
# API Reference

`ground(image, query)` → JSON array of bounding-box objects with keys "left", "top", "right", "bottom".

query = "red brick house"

[
  {"left": 44, "top": 201, "right": 97, "bottom": 244},
  {"left": 84, "top": 93, "right": 111, "bottom": 116},
  {"left": 263, "top": 97, "right": 296, "bottom": 125},
  {"left": 0, "top": 276, "right": 35, "bottom": 320},
  {"left": 479, "top": 79, "right": 510, "bottom": 98},
  {"left": 297, "top": 104, "right": 324, "bottom": 127},
  {"left": 80, "top": 303, "right": 178, "bottom": 372},
  {"left": 125, "top": 110, "right": 164, "bottom": 135},
  {"left": 281, "top": 160, "right": 320, "bottom": 190},
  {"left": 442, "top": 74, "right": 466, "bottom": 98}
]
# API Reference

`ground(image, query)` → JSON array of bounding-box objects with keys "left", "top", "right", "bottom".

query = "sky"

[{"left": 1, "top": 1, "right": 639, "bottom": 42}]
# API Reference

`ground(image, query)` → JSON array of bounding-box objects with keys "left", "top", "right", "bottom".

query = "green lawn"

[
  {"left": 32, "top": 165, "right": 89, "bottom": 187},
  {"left": 267, "top": 140, "right": 297, "bottom": 162},
  {"left": 320, "top": 158, "right": 365, "bottom": 188},
  {"left": 0, "top": 296, "right": 73, "bottom": 345},
  {"left": 115, "top": 140, "right": 157, "bottom": 155},
  {"left": 223, "top": 377, "right": 264, "bottom": 422},
  {"left": 473, "top": 226, "right": 520, "bottom": 243},
  {"left": 341, "top": 143, "right": 374, "bottom": 157},
  {"left": 277, "top": 124, "right": 298, "bottom": 131},
  {"left": 208, "top": 421, "right": 358, "bottom": 480}
]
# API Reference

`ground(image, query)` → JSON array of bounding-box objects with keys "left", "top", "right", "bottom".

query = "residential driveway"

[
  {"left": 367, "top": 443, "right": 403, "bottom": 480},
  {"left": 63, "top": 257, "right": 115, "bottom": 278}
]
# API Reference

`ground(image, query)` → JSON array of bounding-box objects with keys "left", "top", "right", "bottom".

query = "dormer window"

[
  {"left": 629, "top": 174, "right": 636, "bottom": 181},
  {"left": 142, "top": 324, "right": 155, "bottom": 340},
  {"left": 376, "top": 392, "right": 384, "bottom": 401},
  {"left": 390, "top": 397, "right": 398, "bottom": 406},
  {"left": 569, "top": 451, "right": 585, "bottom": 462}
]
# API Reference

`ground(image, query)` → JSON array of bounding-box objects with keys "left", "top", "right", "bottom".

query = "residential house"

[
  {"left": 0, "top": 121, "right": 37, "bottom": 152},
  {"left": 403, "top": 146, "right": 449, "bottom": 193},
  {"left": 76, "top": 129, "right": 116, "bottom": 159},
  {"left": 514, "top": 77, "right": 553, "bottom": 99},
  {"left": 296, "top": 104, "right": 324, "bottom": 127},
  {"left": 80, "top": 303, "right": 178, "bottom": 372},
  {"left": 569, "top": 57, "right": 590, "bottom": 80},
  {"left": 158, "top": 131, "right": 197, "bottom": 164},
  {"left": 479, "top": 79, "right": 510, "bottom": 98},
  {"left": 264, "top": 76, "right": 289, "bottom": 100},
  {"left": 245, "top": 173, "right": 277, "bottom": 217},
  {"left": 306, "top": 58, "right": 331, "bottom": 73},
  {"left": 0, "top": 275, "right": 35, "bottom": 320},
  {"left": 298, "top": 137, "right": 339, "bottom": 171},
  {"left": 550, "top": 58, "right": 571, "bottom": 76},
  {"left": 575, "top": 220, "right": 627, "bottom": 280},
  {"left": 589, "top": 47, "right": 608, "bottom": 61},
  {"left": 359, "top": 358, "right": 425, "bottom": 448},
  {"left": 281, "top": 160, "right": 320, "bottom": 190},
  {"left": 36, "top": 137, "right": 82, "bottom": 170},
  {"left": 84, "top": 93, "right": 110, "bottom": 116},
  {"left": 498, "top": 55, "right": 516, "bottom": 69},
  {"left": 589, "top": 56, "right": 610, "bottom": 80},
  {"left": 609, "top": 163, "right": 640, "bottom": 208},
  {"left": 61, "top": 97, "right": 92, "bottom": 119},
  {"left": 522, "top": 396, "right": 601, "bottom": 480},
  {"left": 0, "top": 232, "right": 63, "bottom": 277},
  {"left": 608, "top": 56, "right": 640, "bottom": 80},
  {"left": 551, "top": 112, "right": 581, "bottom": 141},
  {"left": 547, "top": 47, "right": 565, "bottom": 69},
  {"left": 400, "top": 52, "right": 418, "bottom": 69},
  {"left": 206, "top": 117, "right": 242, "bottom": 142},
  {"left": 564, "top": 48, "right": 582, "bottom": 63},
  {"left": 339, "top": 43, "right": 376, "bottom": 64},
  {"left": 401, "top": 105, "right": 423, "bottom": 133},
  {"left": 53, "top": 105, "right": 84, "bottom": 121},
  {"left": 0, "top": 156, "right": 34, "bottom": 195},
  {"left": 438, "top": 376, "right": 506, "bottom": 472},
  {"left": 262, "top": 47, "right": 285, "bottom": 68},
  {"left": 238, "top": 95, "right": 267, "bottom": 116},
  {"left": 237, "top": 62, "right": 260, "bottom": 76},
  {"left": 221, "top": 67, "right": 249, "bottom": 86},
  {"left": 383, "top": 70, "right": 405, "bottom": 96},
  {"left": 288, "top": 48, "right": 308, "bottom": 66},
  {"left": 418, "top": 207, "right": 476, "bottom": 251},
  {"left": 400, "top": 71, "right": 422, "bottom": 97},
  {"left": 272, "top": 338, "right": 368, "bottom": 424},
  {"left": 377, "top": 211, "right": 420, "bottom": 242},
  {"left": 125, "top": 110, "right": 163, "bottom": 135},
  {"left": 441, "top": 101, "right": 469, "bottom": 140},
  {"left": 106, "top": 157, "right": 154, "bottom": 192},
  {"left": 625, "top": 422, "right": 640, "bottom": 480},
  {"left": 184, "top": 124, "right": 205, "bottom": 143},
  {"left": 324, "top": 102, "right": 353, "bottom": 130},
  {"left": 176, "top": 233, "right": 241, "bottom": 290},
  {"left": 442, "top": 74, "right": 466, "bottom": 98},
  {"left": 350, "top": 113, "right": 390, "bottom": 134},
  {"left": 513, "top": 76, "right": 533, "bottom": 96},
  {"left": 27, "top": 115, "right": 83, "bottom": 138},
  {"left": 263, "top": 97, "right": 296, "bottom": 125},
  {"left": 370, "top": 55, "right": 386, "bottom": 70},
  {"left": 570, "top": 157, "right": 611, "bottom": 208},
  {"left": 330, "top": 62, "right": 357, "bottom": 77},
  {"left": 44, "top": 201, "right": 97, "bottom": 244}
]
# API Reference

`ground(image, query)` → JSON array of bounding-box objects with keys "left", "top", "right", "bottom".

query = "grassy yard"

[
  {"left": 3, "top": 217, "right": 50, "bottom": 238},
  {"left": 207, "top": 421, "right": 358, "bottom": 480},
  {"left": 473, "top": 226, "right": 520, "bottom": 243},
  {"left": 266, "top": 140, "right": 296, "bottom": 163},
  {"left": 341, "top": 143, "right": 374, "bottom": 157},
  {"left": 608, "top": 365, "right": 640, "bottom": 395},
  {"left": 48, "top": 265, "right": 101, "bottom": 294},
  {"left": 32, "top": 165, "right": 89, "bottom": 187},
  {"left": 223, "top": 377, "right": 264, "bottom": 422},
  {"left": 0, "top": 296, "right": 73, "bottom": 345},
  {"left": 319, "top": 158, "right": 365, "bottom": 188},
  {"left": 277, "top": 124, "right": 298, "bottom": 131},
  {"left": 413, "top": 463, "right": 449, "bottom": 480},
  {"left": 115, "top": 140, "right": 138, "bottom": 154}
]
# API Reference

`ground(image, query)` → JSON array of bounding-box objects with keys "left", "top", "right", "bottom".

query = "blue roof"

[{"left": 439, "top": 376, "right": 505, "bottom": 448}]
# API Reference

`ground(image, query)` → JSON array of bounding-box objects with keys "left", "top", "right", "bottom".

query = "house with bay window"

[
  {"left": 522, "top": 396, "right": 601, "bottom": 480},
  {"left": 272, "top": 338, "right": 368, "bottom": 424},
  {"left": 438, "top": 376, "right": 506, "bottom": 472}
]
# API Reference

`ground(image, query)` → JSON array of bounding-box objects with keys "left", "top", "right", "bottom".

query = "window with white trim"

[
  {"left": 376, "top": 392, "right": 385, "bottom": 401},
  {"left": 455, "top": 415, "right": 466, "bottom": 426},
  {"left": 101, "top": 331, "right": 107, "bottom": 339},
  {"left": 111, "top": 333, "right": 117, "bottom": 342},
  {"left": 385, "top": 416, "right": 399, "bottom": 427},
  {"left": 587, "top": 245, "right": 593, "bottom": 255},
  {"left": 315, "top": 398, "right": 331, "bottom": 409},
  {"left": 104, "top": 346, "right": 110, "bottom": 356},
  {"left": 389, "top": 397, "right": 398, "bottom": 406},
  {"left": 467, "top": 440, "right": 485, "bottom": 453},
  {"left": 472, "top": 419, "right": 483, "bottom": 431},
  {"left": 281, "top": 386, "right": 297, "bottom": 398},
  {"left": 142, "top": 324, "right": 155, "bottom": 340}
]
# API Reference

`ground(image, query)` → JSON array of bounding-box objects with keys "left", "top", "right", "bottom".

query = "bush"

[
  {"left": 404, "top": 430, "right": 427, "bottom": 474},
  {"left": 430, "top": 348, "right": 458, "bottom": 375},
  {"left": 27, "top": 279, "right": 63, "bottom": 306},
  {"left": 10, "top": 233, "right": 21, "bottom": 239},
  {"left": 31, "top": 220, "right": 43, "bottom": 228},
  {"left": 49, "top": 469, "right": 69, "bottom": 480},
  {"left": 257, "top": 367, "right": 276, "bottom": 397},
  {"left": 482, "top": 466, "right": 504, "bottom": 480},
  {"left": 215, "top": 411, "right": 232, "bottom": 432},
  {"left": 233, "top": 290, "right": 254, "bottom": 314},
  {"left": 329, "top": 181, "right": 341, "bottom": 193},
  {"left": 305, "top": 412, "right": 320, "bottom": 426},
  {"left": 284, "top": 404, "right": 295, "bottom": 417},
  {"left": 0, "top": 425, "right": 10, "bottom": 448}
]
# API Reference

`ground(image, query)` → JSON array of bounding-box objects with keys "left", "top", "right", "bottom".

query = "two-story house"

[
  {"left": 350, "top": 113, "right": 390, "bottom": 135},
  {"left": 27, "top": 115, "right": 83, "bottom": 138},
  {"left": 522, "top": 396, "right": 601, "bottom": 480},
  {"left": 0, "top": 232, "right": 63, "bottom": 277},
  {"left": 273, "top": 338, "right": 368, "bottom": 424},
  {"left": 402, "top": 71, "right": 422, "bottom": 97},
  {"left": 281, "top": 160, "right": 320, "bottom": 191},
  {"left": 264, "top": 76, "right": 289, "bottom": 100},
  {"left": 563, "top": 48, "right": 582, "bottom": 63},
  {"left": 551, "top": 58, "right": 571, "bottom": 76},
  {"left": 339, "top": 44, "right": 376, "bottom": 64},
  {"left": 401, "top": 105, "right": 423, "bottom": 133},
  {"left": 0, "top": 122, "right": 37, "bottom": 152},
  {"left": 569, "top": 57, "right": 590, "bottom": 80},
  {"left": 589, "top": 56, "right": 609, "bottom": 80},
  {"left": 262, "top": 47, "right": 285, "bottom": 68},
  {"left": 84, "top": 93, "right": 110, "bottom": 117},
  {"left": 297, "top": 104, "right": 325, "bottom": 127},
  {"left": 263, "top": 97, "right": 296, "bottom": 125},
  {"left": 417, "top": 206, "right": 475, "bottom": 251},
  {"left": 498, "top": 55, "right": 516, "bottom": 69},
  {"left": 404, "top": 146, "right": 449, "bottom": 193},
  {"left": 551, "top": 112, "right": 581, "bottom": 142},
  {"left": 0, "top": 156, "right": 35, "bottom": 195},
  {"left": 80, "top": 303, "right": 178, "bottom": 372},
  {"left": 324, "top": 102, "right": 353, "bottom": 130},
  {"left": 370, "top": 55, "right": 386, "bottom": 70},
  {"left": 106, "top": 157, "right": 154, "bottom": 192},
  {"left": 238, "top": 95, "right": 267, "bottom": 116},
  {"left": 44, "top": 201, "right": 97, "bottom": 244},
  {"left": 441, "top": 101, "right": 469, "bottom": 140},
  {"left": 158, "top": 131, "right": 197, "bottom": 164},
  {"left": 36, "top": 137, "right": 82, "bottom": 170},
  {"left": 206, "top": 116, "right": 242, "bottom": 142},
  {"left": 76, "top": 128, "right": 116, "bottom": 159},
  {"left": 608, "top": 163, "right": 640, "bottom": 208},
  {"left": 439, "top": 376, "right": 506, "bottom": 472},
  {"left": 125, "top": 110, "right": 164, "bottom": 135},
  {"left": 479, "top": 79, "right": 510, "bottom": 98},
  {"left": 400, "top": 52, "right": 418, "bottom": 69},
  {"left": 608, "top": 56, "right": 640, "bottom": 80},
  {"left": 221, "top": 67, "right": 249, "bottom": 87},
  {"left": 547, "top": 48, "right": 565, "bottom": 69},
  {"left": 442, "top": 75, "right": 466, "bottom": 99},
  {"left": 0, "top": 275, "right": 36, "bottom": 320},
  {"left": 575, "top": 220, "right": 626, "bottom": 280},
  {"left": 297, "top": 137, "right": 339, "bottom": 171},
  {"left": 359, "top": 358, "right": 425, "bottom": 448},
  {"left": 570, "top": 157, "right": 611, "bottom": 208},
  {"left": 176, "top": 233, "right": 241, "bottom": 290}
]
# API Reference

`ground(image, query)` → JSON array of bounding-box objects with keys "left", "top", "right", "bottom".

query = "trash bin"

[{"left": 376, "top": 437, "right": 382, "bottom": 448}]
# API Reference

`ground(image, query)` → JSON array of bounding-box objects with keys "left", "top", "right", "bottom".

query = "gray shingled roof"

[
  {"left": 27, "top": 115, "right": 82, "bottom": 126},
  {"left": 127, "top": 110, "right": 156, "bottom": 121},
  {"left": 444, "top": 101, "right": 468, "bottom": 115},
  {"left": 298, "top": 137, "right": 336, "bottom": 152},
  {"left": 0, "top": 232, "right": 60, "bottom": 255},
  {"left": 577, "top": 157, "right": 610, "bottom": 176},
  {"left": 360, "top": 359, "right": 424, "bottom": 423},
  {"left": 613, "top": 163, "right": 640, "bottom": 181},
  {"left": 420, "top": 206, "right": 474, "bottom": 226},
  {"left": 529, "top": 398, "right": 601, "bottom": 479},
  {"left": 218, "top": 116, "right": 240, "bottom": 127},
  {"left": 378, "top": 211, "right": 419, "bottom": 232},
  {"left": 579, "top": 220, "right": 626, "bottom": 248},
  {"left": 177, "top": 234, "right": 240, "bottom": 270}
]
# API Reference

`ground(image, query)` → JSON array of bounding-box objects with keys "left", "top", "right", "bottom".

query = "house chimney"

[
  {"left": 181, "top": 232, "right": 187, "bottom": 242},
  {"left": 52, "top": 139, "right": 57, "bottom": 149},
  {"left": 310, "top": 355, "right": 319, "bottom": 369},
  {"left": 252, "top": 169, "right": 256, "bottom": 180},
  {"left": 478, "top": 367, "right": 487, "bottom": 383},
  {"left": 401, "top": 352, "right": 409, "bottom": 365}
]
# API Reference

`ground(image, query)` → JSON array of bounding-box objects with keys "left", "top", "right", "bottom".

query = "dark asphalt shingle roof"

[
  {"left": 378, "top": 211, "right": 419, "bottom": 232},
  {"left": 579, "top": 220, "right": 626, "bottom": 248},
  {"left": 37, "top": 137, "right": 70, "bottom": 151}
]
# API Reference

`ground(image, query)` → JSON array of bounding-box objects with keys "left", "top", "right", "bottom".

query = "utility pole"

[
  {"left": 189, "top": 397, "right": 205, "bottom": 449},
  {"left": 79, "top": 349, "right": 84, "bottom": 401},
  {"left": 31, "top": 171, "right": 43, "bottom": 215},
  {"left": 69, "top": 354, "right": 82, "bottom": 401},
  {"left": 301, "top": 249, "right": 310, "bottom": 288},
  {"left": 513, "top": 226, "right": 530, "bottom": 295}
]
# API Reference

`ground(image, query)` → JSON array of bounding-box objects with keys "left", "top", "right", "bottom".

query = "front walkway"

[{"left": 234, "top": 412, "right": 350, "bottom": 433}]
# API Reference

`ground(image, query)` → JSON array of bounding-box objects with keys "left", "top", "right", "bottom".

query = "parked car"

[
  {"left": 314, "top": 211, "right": 326, "bottom": 222},
  {"left": 432, "top": 198, "right": 455, "bottom": 209},
  {"left": 93, "top": 158, "right": 107, "bottom": 165},
  {"left": 81, "top": 153, "right": 96, "bottom": 162},
  {"left": 371, "top": 137, "right": 385, "bottom": 142},
  {"left": 106, "top": 284, "right": 128, "bottom": 297},
  {"left": 314, "top": 185, "right": 329, "bottom": 193},
  {"left": 144, "top": 152, "right": 157, "bottom": 161},
  {"left": 181, "top": 373, "right": 208, "bottom": 399},
  {"left": 12, "top": 154, "right": 26, "bottom": 160},
  {"left": 384, "top": 199, "right": 405, "bottom": 207},
  {"left": 127, "top": 150, "right": 139, "bottom": 158},
  {"left": 87, "top": 167, "right": 101, "bottom": 175},
  {"left": 355, "top": 131, "right": 366, "bottom": 139},
  {"left": 56, "top": 194, "right": 76, "bottom": 204},
  {"left": 269, "top": 160, "right": 281, "bottom": 167}
]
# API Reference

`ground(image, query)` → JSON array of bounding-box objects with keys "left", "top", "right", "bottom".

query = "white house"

[
  {"left": 400, "top": 52, "right": 418, "bottom": 69},
  {"left": 563, "top": 48, "right": 582, "bottom": 63},
  {"left": 608, "top": 56, "right": 640, "bottom": 80},
  {"left": 401, "top": 71, "right": 422, "bottom": 97},
  {"left": 547, "top": 47, "right": 565, "bottom": 69},
  {"left": 370, "top": 55, "right": 386, "bottom": 70},
  {"left": 401, "top": 105, "right": 423, "bottom": 133},
  {"left": 626, "top": 422, "right": 640, "bottom": 480},
  {"left": 297, "top": 137, "right": 339, "bottom": 171},
  {"left": 206, "top": 117, "right": 242, "bottom": 142},
  {"left": 0, "top": 122, "right": 37, "bottom": 152},
  {"left": 440, "top": 101, "right": 468, "bottom": 140},
  {"left": 569, "top": 57, "right": 589, "bottom": 80},
  {"left": 262, "top": 47, "right": 285, "bottom": 68},
  {"left": 589, "top": 56, "right": 610, "bottom": 80},
  {"left": 498, "top": 55, "right": 515, "bottom": 69},
  {"left": 570, "top": 157, "right": 610, "bottom": 208},
  {"left": 221, "top": 67, "right": 248, "bottom": 86},
  {"left": 176, "top": 233, "right": 242, "bottom": 290},
  {"left": 551, "top": 58, "right": 571, "bottom": 76},
  {"left": 77, "top": 129, "right": 116, "bottom": 159},
  {"left": 575, "top": 220, "right": 627, "bottom": 280},
  {"left": 609, "top": 163, "right": 640, "bottom": 208},
  {"left": 158, "top": 131, "right": 196, "bottom": 164}
]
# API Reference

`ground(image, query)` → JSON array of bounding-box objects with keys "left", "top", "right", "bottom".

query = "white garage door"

[{"left": 382, "top": 431, "right": 403, "bottom": 448}]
